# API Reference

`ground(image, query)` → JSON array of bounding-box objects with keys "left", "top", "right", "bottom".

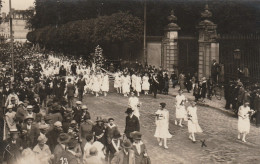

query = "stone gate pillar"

[
  {"left": 161, "top": 10, "right": 180, "bottom": 72},
  {"left": 197, "top": 5, "right": 219, "bottom": 79}
]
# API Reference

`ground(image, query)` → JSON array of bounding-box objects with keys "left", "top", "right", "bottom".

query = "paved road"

[{"left": 82, "top": 92, "right": 260, "bottom": 164}]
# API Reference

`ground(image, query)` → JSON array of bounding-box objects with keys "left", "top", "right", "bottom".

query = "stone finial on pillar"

[
  {"left": 162, "top": 10, "right": 181, "bottom": 73},
  {"left": 197, "top": 4, "right": 219, "bottom": 80}
]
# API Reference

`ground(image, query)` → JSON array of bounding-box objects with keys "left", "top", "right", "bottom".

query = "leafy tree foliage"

[
  {"left": 28, "top": 0, "right": 260, "bottom": 35},
  {"left": 27, "top": 11, "right": 143, "bottom": 57}
]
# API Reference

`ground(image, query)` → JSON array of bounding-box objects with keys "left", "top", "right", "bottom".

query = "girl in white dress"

[
  {"left": 187, "top": 101, "right": 203, "bottom": 142},
  {"left": 101, "top": 72, "right": 109, "bottom": 96},
  {"left": 154, "top": 103, "right": 172, "bottom": 149},
  {"left": 92, "top": 73, "right": 101, "bottom": 97},
  {"left": 175, "top": 100, "right": 187, "bottom": 127},
  {"left": 142, "top": 73, "right": 150, "bottom": 95},
  {"left": 237, "top": 102, "right": 254, "bottom": 142},
  {"left": 122, "top": 73, "right": 131, "bottom": 97},
  {"left": 114, "top": 71, "right": 122, "bottom": 93},
  {"left": 131, "top": 73, "right": 137, "bottom": 92},
  {"left": 175, "top": 90, "right": 187, "bottom": 125},
  {"left": 135, "top": 73, "right": 142, "bottom": 97}
]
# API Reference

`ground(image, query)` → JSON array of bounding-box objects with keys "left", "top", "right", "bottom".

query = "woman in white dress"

[
  {"left": 142, "top": 73, "right": 150, "bottom": 95},
  {"left": 101, "top": 72, "right": 109, "bottom": 96},
  {"left": 187, "top": 101, "right": 203, "bottom": 142},
  {"left": 92, "top": 73, "right": 101, "bottom": 97},
  {"left": 175, "top": 100, "right": 187, "bottom": 127},
  {"left": 5, "top": 105, "right": 17, "bottom": 131},
  {"left": 154, "top": 102, "right": 172, "bottom": 149},
  {"left": 237, "top": 101, "right": 254, "bottom": 142},
  {"left": 122, "top": 73, "right": 131, "bottom": 97},
  {"left": 131, "top": 73, "right": 137, "bottom": 92},
  {"left": 114, "top": 71, "right": 122, "bottom": 93},
  {"left": 135, "top": 73, "right": 142, "bottom": 97},
  {"left": 175, "top": 90, "right": 187, "bottom": 125}
]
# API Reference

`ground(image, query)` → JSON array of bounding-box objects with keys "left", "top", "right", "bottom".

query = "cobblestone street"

[{"left": 83, "top": 90, "right": 260, "bottom": 164}]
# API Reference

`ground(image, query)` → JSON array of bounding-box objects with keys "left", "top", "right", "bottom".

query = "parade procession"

[{"left": 1, "top": 0, "right": 260, "bottom": 164}]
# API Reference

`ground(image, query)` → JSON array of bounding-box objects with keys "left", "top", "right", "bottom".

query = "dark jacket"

[
  {"left": 66, "top": 83, "right": 75, "bottom": 97},
  {"left": 124, "top": 115, "right": 140, "bottom": 138}
]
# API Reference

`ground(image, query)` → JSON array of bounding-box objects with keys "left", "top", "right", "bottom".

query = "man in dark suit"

[
  {"left": 66, "top": 78, "right": 75, "bottom": 108},
  {"left": 76, "top": 74, "right": 85, "bottom": 101},
  {"left": 124, "top": 108, "right": 140, "bottom": 142},
  {"left": 21, "top": 116, "right": 40, "bottom": 149}
]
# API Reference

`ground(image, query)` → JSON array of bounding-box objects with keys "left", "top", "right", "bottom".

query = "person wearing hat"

[
  {"left": 56, "top": 138, "right": 80, "bottom": 164},
  {"left": 237, "top": 101, "right": 255, "bottom": 142},
  {"left": 93, "top": 117, "right": 106, "bottom": 145},
  {"left": 124, "top": 108, "right": 140, "bottom": 142},
  {"left": 111, "top": 139, "right": 135, "bottom": 164},
  {"left": 187, "top": 101, "right": 203, "bottom": 143},
  {"left": 106, "top": 129, "right": 123, "bottom": 163},
  {"left": 131, "top": 131, "right": 149, "bottom": 164},
  {"left": 5, "top": 104, "right": 17, "bottom": 132},
  {"left": 46, "top": 121, "right": 63, "bottom": 152},
  {"left": 33, "top": 135, "right": 53, "bottom": 164},
  {"left": 154, "top": 102, "right": 172, "bottom": 149},
  {"left": 105, "top": 118, "right": 118, "bottom": 157},
  {"left": 84, "top": 146, "right": 105, "bottom": 164},
  {"left": 15, "top": 101, "right": 27, "bottom": 123},
  {"left": 79, "top": 108, "right": 93, "bottom": 150},
  {"left": 53, "top": 133, "right": 71, "bottom": 163},
  {"left": 5, "top": 89, "right": 19, "bottom": 108},
  {"left": 39, "top": 124, "right": 50, "bottom": 136},
  {"left": 76, "top": 74, "right": 86, "bottom": 101},
  {"left": 200, "top": 77, "right": 207, "bottom": 102},
  {"left": 25, "top": 105, "right": 36, "bottom": 121},
  {"left": 65, "top": 78, "right": 76, "bottom": 108},
  {"left": 21, "top": 115, "right": 40, "bottom": 149},
  {"left": 3, "top": 129, "right": 23, "bottom": 164}
]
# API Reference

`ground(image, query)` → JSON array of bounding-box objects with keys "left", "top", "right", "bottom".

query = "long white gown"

[
  {"left": 92, "top": 76, "right": 100, "bottom": 92},
  {"left": 135, "top": 76, "right": 142, "bottom": 93},
  {"left": 122, "top": 75, "right": 130, "bottom": 94},
  {"left": 176, "top": 104, "right": 187, "bottom": 119},
  {"left": 238, "top": 105, "right": 251, "bottom": 134},
  {"left": 154, "top": 109, "right": 172, "bottom": 138}
]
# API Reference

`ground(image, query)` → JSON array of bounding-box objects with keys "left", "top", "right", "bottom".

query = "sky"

[{"left": 1, "top": 0, "right": 35, "bottom": 13}]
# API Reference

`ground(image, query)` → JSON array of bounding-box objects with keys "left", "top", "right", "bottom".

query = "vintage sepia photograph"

[{"left": 0, "top": 0, "right": 260, "bottom": 163}]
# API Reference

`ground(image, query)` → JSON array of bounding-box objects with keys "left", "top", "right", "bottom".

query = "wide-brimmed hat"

[
  {"left": 38, "top": 135, "right": 48, "bottom": 144},
  {"left": 7, "top": 105, "right": 13, "bottom": 109},
  {"left": 96, "top": 116, "right": 103, "bottom": 122},
  {"left": 39, "top": 124, "right": 49, "bottom": 130},
  {"left": 57, "top": 133, "right": 71, "bottom": 144},
  {"left": 130, "top": 131, "right": 142, "bottom": 140},
  {"left": 121, "top": 140, "right": 132, "bottom": 149},
  {"left": 76, "top": 101, "right": 82, "bottom": 105},
  {"left": 24, "top": 115, "right": 34, "bottom": 122},
  {"left": 54, "top": 121, "right": 62, "bottom": 127},
  {"left": 9, "top": 129, "right": 19, "bottom": 134},
  {"left": 27, "top": 105, "right": 33, "bottom": 110},
  {"left": 82, "top": 105, "right": 88, "bottom": 110},
  {"left": 125, "top": 108, "right": 134, "bottom": 114}
]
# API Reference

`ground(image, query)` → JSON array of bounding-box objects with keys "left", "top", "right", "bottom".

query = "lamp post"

[
  {"left": 143, "top": 0, "right": 147, "bottom": 66},
  {"left": 9, "top": 0, "right": 14, "bottom": 77}
]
